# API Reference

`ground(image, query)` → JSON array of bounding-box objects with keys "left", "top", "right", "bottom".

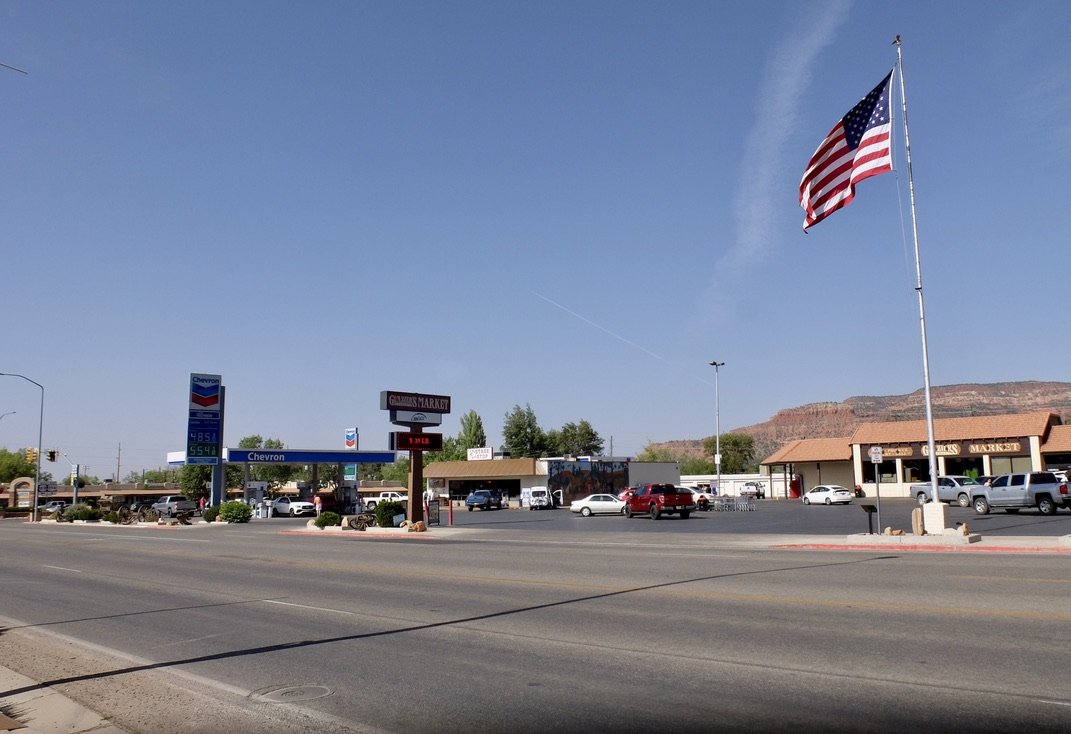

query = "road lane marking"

[
  {"left": 261, "top": 600, "right": 355, "bottom": 616},
  {"left": 42, "top": 565, "right": 82, "bottom": 573},
  {"left": 954, "top": 575, "right": 1071, "bottom": 584}
]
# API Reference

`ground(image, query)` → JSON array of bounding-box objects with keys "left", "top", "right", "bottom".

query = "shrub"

[
  {"left": 104, "top": 511, "right": 121, "bottom": 524},
  {"left": 374, "top": 500, "right": 403, "bottom": 528},
  {"left": 218, "top": 500, "right": 253, "bottom": 523},
  {"left": 314, "top": 511, "right": 341, "bottom": 529},
  {"left": 202, "top": 505, "right": 220, "bottom": 523},
  {"left": 64, "top": 503, "right": 102, "bottom": 522}
]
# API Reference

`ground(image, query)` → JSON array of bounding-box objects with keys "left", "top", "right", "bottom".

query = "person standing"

[{"left": 313, "top": 494, "right": 322, "bottom": 517}]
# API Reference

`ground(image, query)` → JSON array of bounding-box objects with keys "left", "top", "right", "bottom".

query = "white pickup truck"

[
  {"left": 362, "top": 491, "right": 408, "bottom": 511},
  {"left": 151, "top": 495, "right": 198, "bottom": 517}
]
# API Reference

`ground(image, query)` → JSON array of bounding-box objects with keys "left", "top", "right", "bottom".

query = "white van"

[{"left": 529, "top": 488, "right": 553, "bottom": 510}]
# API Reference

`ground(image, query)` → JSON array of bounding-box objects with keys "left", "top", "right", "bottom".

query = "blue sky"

[{"left": 2, "top": 1, "right": 1069, "bottom": 478}]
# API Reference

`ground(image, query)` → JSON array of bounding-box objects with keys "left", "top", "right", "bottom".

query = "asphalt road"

[{"left": 1, "top": 517, "right": 1070, "bottom": 733}]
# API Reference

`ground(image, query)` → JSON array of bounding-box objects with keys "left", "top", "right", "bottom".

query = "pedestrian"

[
  {"left": 199, "top": 496, "right": 206, "bottom": 513},
  {"left": 313, "top": 494, "right": 322, "bottom": 517}
]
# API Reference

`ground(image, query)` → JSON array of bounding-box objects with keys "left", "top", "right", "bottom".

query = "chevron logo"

[{"left": 191, "top": 383, "right": 220, "bottom": 408}]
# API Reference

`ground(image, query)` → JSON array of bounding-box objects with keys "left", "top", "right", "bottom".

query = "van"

[{"left": 529, "top": 488, "right": 553, "bottom": 510}]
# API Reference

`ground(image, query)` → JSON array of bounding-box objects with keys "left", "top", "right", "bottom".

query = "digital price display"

[{"left": 389, "top": 432, "right": 444, "bottom": 452}]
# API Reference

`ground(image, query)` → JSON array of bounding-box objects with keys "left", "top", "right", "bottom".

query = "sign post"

[
  {"left": 381, "top": 391, "right": 450, "bottom": 525},
  {"left": 869, "top": 445, "right": 883, "bottom": 532}
]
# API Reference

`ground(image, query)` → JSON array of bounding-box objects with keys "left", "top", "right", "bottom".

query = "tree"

[
  {"left": 457, "top": 410, "right": 487, "bottom": 451},
  {"left": 502, "top": 404, "right": 546, "bottom": 458},
  {"left": 124, "top": 468, "right": 182, "bottom": 484},
  {"left": 380, "top": 456, "right": 410, "bottom": 483},
  {"left": 546, "top": 420, "right": 603, "bottom": 456},
  {"left": 180, "top": 464, "right": 211, "bottom": 498},
  {"left": 0, "top": 448, "right": 38, "bottom": 482},
  {"left": 635, "top": 443, "right": 713, "bottom": 475},
  {"left": 702, "top": 432, "right": 757, "bottom": 473},
  {"left": 425, "top": 410, "right": 489, "bottom": 465}
]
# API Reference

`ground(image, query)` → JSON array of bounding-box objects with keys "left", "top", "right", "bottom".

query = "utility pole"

[{"left": 709, "top": 361, "right": 725, "bottom": 494}]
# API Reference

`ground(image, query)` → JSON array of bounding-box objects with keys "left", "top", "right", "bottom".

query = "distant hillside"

[{"left": 654, "top": 381, "right": 1071, "bottom": 463}]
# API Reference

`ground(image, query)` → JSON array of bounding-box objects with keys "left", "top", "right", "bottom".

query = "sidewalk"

[{"left": 0, "top": 667, "right": 129, "bottom": 734}]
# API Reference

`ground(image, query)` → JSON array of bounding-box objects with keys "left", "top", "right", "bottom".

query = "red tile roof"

[
  {"left": 849, "top": 411, "right": 1057, "bottom": 444},
  {"left": 762, "top": 437, "right": 853, "bottom": 465}
]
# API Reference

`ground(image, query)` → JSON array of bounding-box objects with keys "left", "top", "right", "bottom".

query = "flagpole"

[{"left": 894, "top": 36, "right": 940, "bottom": 506}]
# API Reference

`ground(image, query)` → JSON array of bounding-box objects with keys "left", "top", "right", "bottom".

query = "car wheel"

[
  {"left": 803, "top": 497, "right": 810, "bottom": 505},
  {"left": 289, "top": 509, "right": 296, "bottom": 517},
  {"left": 973, "top": 497, "right": 990, "bottom": 515},
  {"left": 916, "top": 493, "right": 929, "bottom": 506},
  {"left": 366, "top": 501, "right": 377, "bottom": 510},
  {"left": 467, "top": 506, "right": 473, "bottom": 512},
  {"left": 650, "top": 504, "right": 661, "bottom": 520},
  {"left": 624, "top": 505, "right": 633, "bottom": 518},
  {"left": 825, "top": 498, "right": 832, "bottom": 505},
  {"left": 699, "top": 500, "right": 709, "bottom": 511},
  {"left": 957, "top": 493, "right": 970, "bottom": 508},
  {"left": 581, "top": 507, "right": 592, "bottom": 517},
  {"left": 1037, "top": 497, "right": 1056, "bottom": 515}
]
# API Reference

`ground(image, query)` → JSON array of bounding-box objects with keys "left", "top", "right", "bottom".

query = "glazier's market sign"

[
  {"left": 865, "top": 439, "right": 1024, "bottom": 459},
  {"left": 380, "top": 390, "right": 451, "bottom": 414}
]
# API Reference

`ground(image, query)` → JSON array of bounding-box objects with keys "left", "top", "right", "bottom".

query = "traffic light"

[
  {"left": 25, "top": 447, "right": 39, "bottom": 462},
  {"left": 46, "top": 449, "right": 57, "bottom": 462}
]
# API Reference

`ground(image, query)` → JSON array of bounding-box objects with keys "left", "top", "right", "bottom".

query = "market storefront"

[{"left": 764, "top": 411, "right": 1064, "bottom": 498}]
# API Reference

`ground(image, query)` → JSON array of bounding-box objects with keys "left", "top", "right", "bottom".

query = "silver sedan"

[{"left": 569, "top": 493, "right": 626, "bottom": 517}]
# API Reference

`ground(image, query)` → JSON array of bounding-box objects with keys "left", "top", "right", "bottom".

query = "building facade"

[{"left": 762, "top": 411, "right": 1070, "bottom": 498}]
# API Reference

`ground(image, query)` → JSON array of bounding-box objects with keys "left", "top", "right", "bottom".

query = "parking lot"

[{"left": 421, "top": 497, "right": 1071, "bottom": 537}]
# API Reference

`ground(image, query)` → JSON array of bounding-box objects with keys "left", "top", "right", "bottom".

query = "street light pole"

[
  {"left": 709, "top": 361, "right": 724, "bottom": 495},
  {"left": 1, "top": 373, "right": 44, "bottom": 521},
  {"left": 62, "top": 453, "right": 83, "bottom": 505}
]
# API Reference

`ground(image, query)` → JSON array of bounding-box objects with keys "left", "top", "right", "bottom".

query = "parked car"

[
  {"left": 911, "top": 475, "right": 986, "bottom": 507},
  {"left": 740, "top": 481, "right": 766, "bottom": 499},
  {"left": 37, "top": 500, "right": 66, "bottom": 513},
  {"left": 152, "top": 495, "right": 198, "bottom": 517},
  {"left": 970, "top": 472, "right": 1068, "bottom": 515},
  {"left": 569, "top": 493, "right": 626, "bottom": 517},
  {"left": 623, "top": 483, "right": 695, "bottom": 520},
  {"left": 465, "top": 489, "right": 504, "bottom": 511},
  {"left": 802, "top": 485, "right": 854, "bottom": 505},
  {"left": 271, "top": 497, "right": 316, "bottom": 517},
  {"left": 686, "top": 486, "right": 717, "bottom": 510}
]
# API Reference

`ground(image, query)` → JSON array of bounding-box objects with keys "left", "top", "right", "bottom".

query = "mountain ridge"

[{"left": 654, "top": 381, "right": 1071, "bottom": 462}]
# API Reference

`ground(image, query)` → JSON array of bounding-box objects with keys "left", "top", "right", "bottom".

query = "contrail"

[
  {"left": 529, "top": 290, "right": 667, "bottom": 362},
  {"left": 530, "top": 290, "right": 714, "bottom": 386}
]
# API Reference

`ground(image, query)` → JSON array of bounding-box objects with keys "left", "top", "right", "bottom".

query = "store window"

[
  {"left": 861, "top": 462, "right": 898, "bottom": 483},
  {"left": 990, "top": 456, "right": 1032, "bottom": 475}
]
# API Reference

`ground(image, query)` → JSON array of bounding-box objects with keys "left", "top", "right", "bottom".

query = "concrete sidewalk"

[{"left": 0, "top": 666, "right": 129, "bottom": 734}]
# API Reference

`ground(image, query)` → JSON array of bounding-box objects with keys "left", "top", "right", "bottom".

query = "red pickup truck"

[{"left": 623, "top": 483, "right": 695, "bottom": 520}]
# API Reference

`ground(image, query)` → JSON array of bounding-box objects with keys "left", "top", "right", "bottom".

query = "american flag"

[{"left": 799, "top": 71, "right": 894, "bottom": 231}]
